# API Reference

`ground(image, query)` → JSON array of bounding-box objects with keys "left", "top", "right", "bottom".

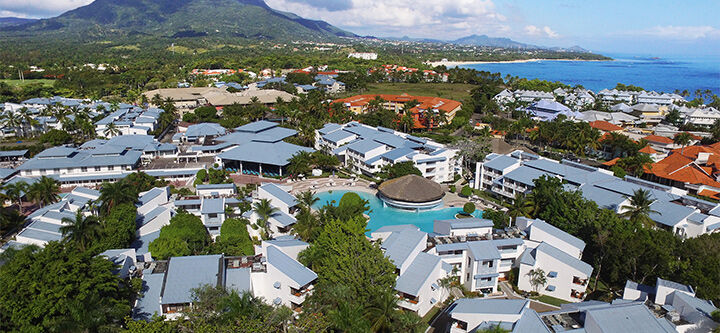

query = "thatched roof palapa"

[{"left": 377, "top": 174, "right": 444, "bottom": 203}]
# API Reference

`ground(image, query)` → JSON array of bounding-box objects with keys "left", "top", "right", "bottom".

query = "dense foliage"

[
  {"left": 0, "top": 243, "right": 133, "bottom": 332},
  {"left": 212, "top": 218, "right": 255, "bottom": 256},
  {"left": 149, "top": 212, "right": 211, "bottom": 260}
]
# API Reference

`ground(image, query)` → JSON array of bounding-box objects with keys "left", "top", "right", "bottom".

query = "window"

[
  {"left": 485, "top": 260, "right": 494, "bottom": 267},
  {"left": 209, "top": 213, "right": 218, "bottom": 218},
  {"left": 81, "top": 167, "right": 88, "bottom": 172},
  {"left": 108, "top": 166, "right": 114, "bottom": 171},
  {"left": 466, "top": 273, "right": 470, "bottom": 281},
  {"left": 94, "top": 166, "right": 101, "bottom": 171},
  {"left": 53, "top": 168, "right": 60, "bottom": 173}
]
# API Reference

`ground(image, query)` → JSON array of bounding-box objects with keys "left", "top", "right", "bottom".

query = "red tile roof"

[
  {"left": 589, "top": 120, "right": 623, "bottom": 132},
  {"left": 602, "top": 157, "right": 621, "bottom": 166},
  {"left": 644, "top": 135, "right": 674, "bottom": 144},
  {"left": 332, "top": 94, "right": 462, "bottom": 129},
  {"left": 638, "top": 145, "right": 658, "bottom": 154},
  {"left": 647, "top": 144, "right": 720, "bottom": 187}
]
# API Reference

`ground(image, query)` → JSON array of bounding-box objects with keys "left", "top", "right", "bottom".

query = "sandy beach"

[{"left": 425, "top": 58, "right": 611, "bottom": 68}]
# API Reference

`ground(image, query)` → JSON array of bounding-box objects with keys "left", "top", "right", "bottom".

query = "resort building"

[
  {"left": 513, "top": 90, "right": 555, "bottom": 103},
  {"left": 579, "top": 110, "right": 638, "bottom": 126},
  {"left": 475, "top": 150, "right": 720, "bottom": 238},
  {"left": 521, "top": 100, "right": 581, "bottom": 121},
  {"left": 447, "top": 297, "right": 682, "bottom": 333},
  {"left": 683, "top": 107, "right": 720, "bottom": 126},
  {"left": 316, "top": 122, "right": 460, "bottom": 183},
  {"left": 133, "top": 244, "right": 317, "bottom": 320},
  {"left": 12, "top": 187, "right": 100, "bottom": 247},
  {"left": 332, "top": 94, "right": 462, "bottom": 129},
  {"left": 637, "top": 91, "right": 682, "bottom": 105},
  {"left": 348, "top": 52, "right": 377, "bottom": 60},
  {"left": 95, "top": 107, "right": 165, "bottom": 137},
  {"left": 202, "top": 120, "right": 314, "bottom": 177},
  {"left": 370, "top": 225, "right": 451, "bottom": 317},
  {"left": 597, "top": 89, "right": 637, "bottom": 104},
  {"left": 244, "top": 183, "right": 299, "bottom": 237},
  {"left": 623, "top": 278, "right": 718, "bottom": 332}
]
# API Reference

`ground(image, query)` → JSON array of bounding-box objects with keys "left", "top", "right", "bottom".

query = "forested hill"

[{"left": 2, "top": 0, "right": 356, "bottom": 41}]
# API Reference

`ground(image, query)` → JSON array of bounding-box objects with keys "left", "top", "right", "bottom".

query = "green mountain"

[
  {"left": 0, "top": 17, "right": 38, "bottom": 28},
  {"left": 5, "top": 0, "right": 355, "bottom": 40}
]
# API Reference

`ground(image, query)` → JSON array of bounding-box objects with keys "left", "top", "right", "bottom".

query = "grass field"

[
  {"left": 532, "top": 294, "right": 571, "bottom": 307},
  {"left": 359, "top": 82, "right": 475, "bottom": 101},
  {"left": 0, "top": 79, "right": 55, "bottom": 88}
]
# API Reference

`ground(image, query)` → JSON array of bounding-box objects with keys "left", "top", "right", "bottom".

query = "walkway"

[{"left": 499, "top": 281, "right": 560, "bottom": 313}]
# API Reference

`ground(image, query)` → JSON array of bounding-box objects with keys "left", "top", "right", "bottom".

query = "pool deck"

[{"left": 289, "top": 176, "right": 473, "bottom": 210}]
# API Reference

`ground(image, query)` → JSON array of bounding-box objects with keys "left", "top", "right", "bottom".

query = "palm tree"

[
  {"left": 4, "top": 181, "right": 29, "bottom": 214},
  {"left": 364, "top": 290, "right": 399, "bottom": 332},
  {"left": 620, "top": 189, "right": 660, "bottom": 228},
  {"left": 507, "top": 193, "right": 533, "bottom": 226},
  {"left": 60, "top": 211, "right": 103, "bottom": 252},
  {"left": 253, "top": 198, "right": 278, "bottom": 237},
  {"left": 295, "top": 190, "right": 318, "bottom": 211},
  {"left": 526, "top": 268, "right": 547, "bottom": 293},
  {"left": 26, "top": 176, "right": 60, "bottom": 208},
  {"left": 103, "top": 122, "right": 120, "bottom": 137},
  {"left": 98, "top": 181, "right": 137, "bottom": 215},
  {"left": 673, "top": 132, "right": 693, "bottom": 156},
  {"left": 1, "top": 110, "right": 21, "bottom": 137}
]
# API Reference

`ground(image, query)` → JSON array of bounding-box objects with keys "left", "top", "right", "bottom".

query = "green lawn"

[
  {"left": 532, "top": 294, "right": 570, "bottom": 307},
  {"left": 0, "top": 79, "right": 55, "bottom": 88},
  {"left": 359, "top": 82, "right": 475, "bottom": 101}
]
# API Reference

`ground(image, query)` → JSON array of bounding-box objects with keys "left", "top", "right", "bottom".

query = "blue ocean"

[{"left": 459, "top": 54, "right": 720, "bottom": 96}]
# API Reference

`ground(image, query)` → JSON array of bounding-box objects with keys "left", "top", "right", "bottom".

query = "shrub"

[
  {"left": 449, "top": 185, "right": 456, "bottom": 193},
  {"left": 460, "top": 185, "right": 472, "bottom": 197},
  {"left": 463, "top": 202, "right": 476, "bottom": 215}
]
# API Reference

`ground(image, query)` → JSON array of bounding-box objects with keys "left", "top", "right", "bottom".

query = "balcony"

[
  {"left": 573, "top": 276, "right": 588, "bottom": 286},
  {"left": 571, "top": 289, "right": 585, "bottom": 299}
]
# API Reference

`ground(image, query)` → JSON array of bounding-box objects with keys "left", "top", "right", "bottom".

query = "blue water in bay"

[
  {"left": 459, "top": 53, "right": 720, "bottom": 96},
  {"left": 313, "top": 190, "right": 481, "bottom": 234}
]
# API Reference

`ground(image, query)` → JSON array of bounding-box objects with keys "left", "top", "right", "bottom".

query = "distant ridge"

[
  {"left": 0, "top": 17, "right": 38, "bottom": 28},
  {"left": 2, "top": 0, "right": 356, "bottom": 40}
]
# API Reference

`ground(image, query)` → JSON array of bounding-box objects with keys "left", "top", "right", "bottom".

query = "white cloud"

[
  {"left": 524, "top": 25, "right": 559, "bottom": 38},
  {"left": 0, "top": 0, "right": 92, "bottom": 18},
  {"left": 265, "top": 0, "right": 509, "bottom": 38},
  {"left": 637, "top": 25, "right": 720, "bottom": 39}
]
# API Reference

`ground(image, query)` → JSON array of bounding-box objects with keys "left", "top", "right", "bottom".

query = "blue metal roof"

[
  {"left": 381, "top": 148, "right": 414, "bottom": 162},
  {"left": 417, "top": 156, "right": 446, "bottom": 164},
  {"left": 503, "top": 167, "right": 550, "bottom": 186},
  {"left": 132, "top": 230, "right": 161, "bottom": 256},
  {"left": 225, "top": 267, "right": 252, "bottom": 294},
  {"left": 434, "top": 218, "right": 493, "bottom": 230},
  {"left": 196, "top": 183, "right": 236, "bottom": 190},
  {"left": 133, "top": 269, "right": 164, "bottom": 320},
  {"left": 484, "top": 155, "right": 519, "bottom": 171},
  {"left": 234, "top": 120, "right": 278, "bottom": 133},
  {"left": 17, "top": 227, "right": 62, "bottom": 243},
  {"left": 218, "top": 141, "right": 314, "bottom": 166},
  {"left": 322, "top": 130, "right": 356, "bottom": 144},
  {"left": 265, "top": 238, "right": 308, "bottom": 248},
  {"left": 185, "top": 123, "right": 226, "bottom": 138},
  {"left": 649, "top": 201, "right": 695, "bottom": 227},
  {"left": 201, "top": 198, "right": 225, "bottom": 214},
  {"left": 260, "top": 183, "right": 297, "bottom": 207},
  {"left": 162, "top": 255, "right": 223, "bottom": 304},
  {"left": 379, "top": 226, "right": 426, "bottom": 269},
  {"left": 138, "top": 187, "right": 168, "bottom": 205},
  {"left": 466, "top": 240, "right": 502, "bottom": 260},
  {"left": 395, "top": 252, "right": 442, "bottom": 296},
  {"left": 536, "top": 242, "right": 593, "bottom": 276},
  {"left": 346, "top": 139, "right": 384, "bottom": 155},
  {"left": 270, "top": 211, "right": 297, "bottom": 227},
  {"left": 583, "top": 303, "right": 676, "bottom": 333},
  {"left": 318, "top": 123, "right": 342, "bottom": 135},
  {"left": 266, "top": 246, "right": 317, "bottom": 287},
  {"left": 19, "top": 148, "right": 141, "bottom": 171},
  {"left": 450, "top": 298, "right": 529, "bottom": 315},
  {"left": 656, "top": 277, "right": 693, "bottom": 293},
  {"left": 0, "top": 149, "right": 27, "bottom": 157},
  {"left": 527, "top": 219, "right": 586, "bottom": 251}
]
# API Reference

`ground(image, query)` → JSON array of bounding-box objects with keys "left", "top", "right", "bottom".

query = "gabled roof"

[
  {"left": 234, "top": 120, "right": 278, "bottom": 133},
  {"left": 260, "top": 183, "right": 297, "bottom": 207},
  {"left": 218, "top": 141, "right": 313, "bottom": 166},
  {"left": 526, "top": 219, "right": 586, "bottom": 251},
  {"left": 450, "top": 298, "right": 529, "bottom": 316},
  {"left": 395, "top": 252, "right": 442, "bottom": 296},
  {"left": 266, "top": 245, "right": 317, "bottom": 287},
  {"left": 161, "top": 255, "right": 223, "bottom": 305},
  {"left": 589, "top": 120, "right": 623, "bottom": 132},
  {"left": 380, "top": 227, "right": 427, "bottom": 270},
  {"left": 535, "top": 242, "right": 593, "bottom": 276}
]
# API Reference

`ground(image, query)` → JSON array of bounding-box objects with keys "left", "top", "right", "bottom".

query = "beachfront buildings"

[
  {"left": 521, "top": 100, "right": 582, "bottom": 121},
  {"left": 475, "top": 150, "right": 720, "bottom": 238},
  {"left": 315, "top": 122, "right": 460, "bottom": 183},
  {"left": 332, "top": 94, "right": 462, "bottom": 129},
  {"left": 644, "top": 143, "right": 720, "bottom": 198}
]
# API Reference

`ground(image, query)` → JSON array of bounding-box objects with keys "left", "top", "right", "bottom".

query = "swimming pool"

[{"left": 313, "top": 190, "right": 481, "bottom": 233}]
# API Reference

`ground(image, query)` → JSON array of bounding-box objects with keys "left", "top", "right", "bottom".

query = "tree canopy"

[{"left": 149, "top": 213, "right": 211, "bottom": 260}]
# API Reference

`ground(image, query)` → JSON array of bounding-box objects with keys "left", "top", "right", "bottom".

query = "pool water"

[{"left": 313, "top": 190, "right": 482, "bottom": 233}]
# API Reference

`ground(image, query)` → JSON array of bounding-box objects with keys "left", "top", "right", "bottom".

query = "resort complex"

[{"left": 333, "top": 94, "right": 462, "bottom": 129}]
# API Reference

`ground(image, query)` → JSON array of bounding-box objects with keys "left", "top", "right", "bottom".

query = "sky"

[{"left": 2, "top": 0, "right": 719, "bottom": 55}]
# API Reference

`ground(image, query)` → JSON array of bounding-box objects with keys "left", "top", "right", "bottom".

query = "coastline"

[{"left": 425, "top": 58, "right": 612, "bottom": 68}]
